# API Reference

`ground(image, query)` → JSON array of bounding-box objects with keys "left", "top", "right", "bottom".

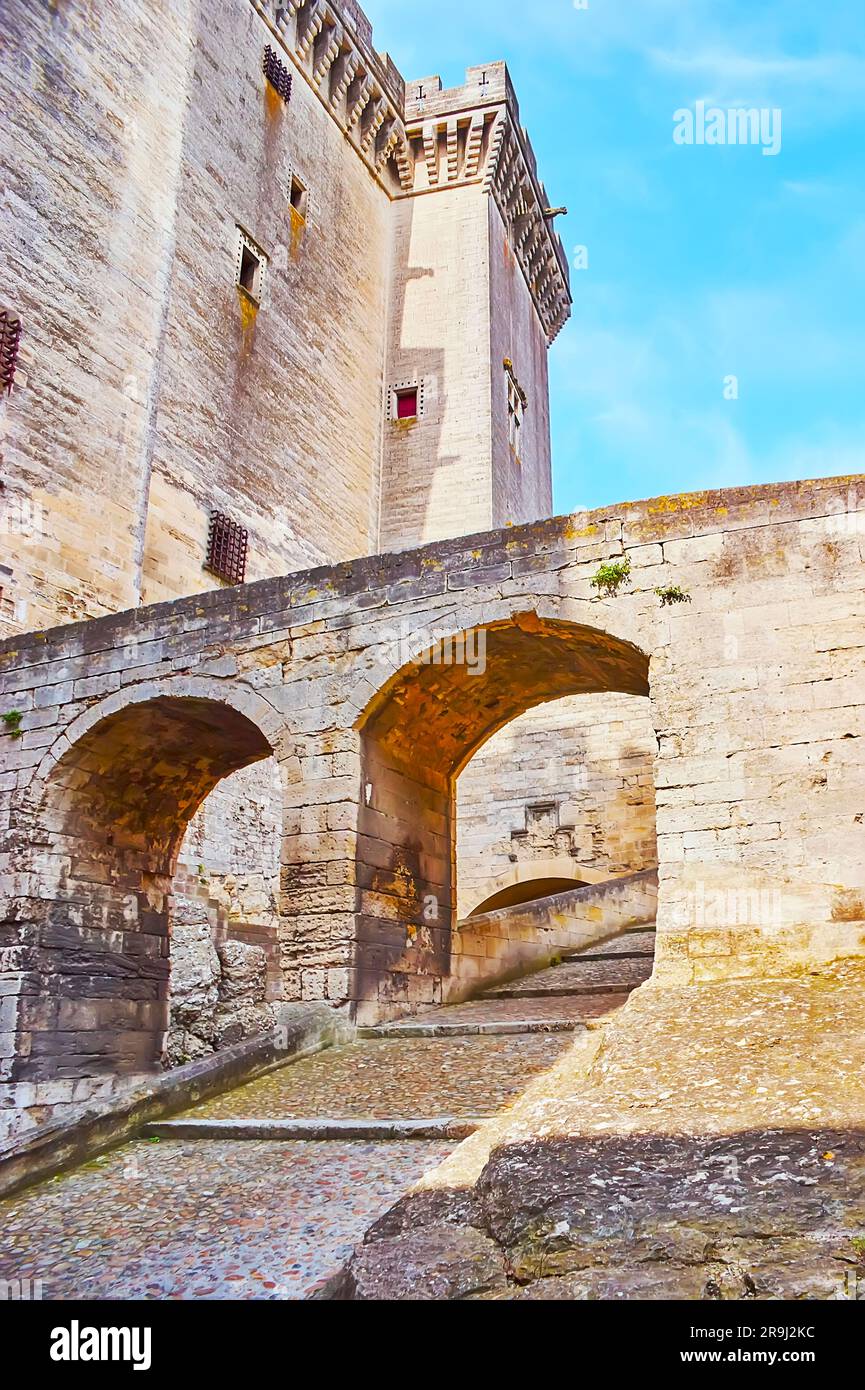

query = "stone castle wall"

[
  {"left": 0, "top": 0, "right": 405, "bottom": 641},
  {"left": 378, "top": 187, "right": 496, "bottom": 549},
  {"left": 0, "top": 0, "right": 197, "bottom": 635},
  {"left": 378, "top": 108, "right": 559, "bottom": 549},
  {"left": 138, "top": 0, "right": 397, "bottom": 605},
  {"left": 2, "top": 479, "right": 862, "bottom": 1128}
]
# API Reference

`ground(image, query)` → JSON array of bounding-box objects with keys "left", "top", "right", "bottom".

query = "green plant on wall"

[
  {"left": 655, "top": 584, "right": 692, "bottom": 607},
  {"left": 590, "top": 556, "right": 632, "bottom": 598},
  {"left": 1, "top": 710, "right": 23, "bottom": 739}
]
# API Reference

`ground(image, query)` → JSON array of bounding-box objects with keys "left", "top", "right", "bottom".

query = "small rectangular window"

[
  {"left": 289, "top": 176, "right": 308, "bottom": 220},
  {"left": 235, "top": 227, "right": 267, "bottom": 304},
  {"left": 395, "top": 387, "right": 418, "bottom": 420}
]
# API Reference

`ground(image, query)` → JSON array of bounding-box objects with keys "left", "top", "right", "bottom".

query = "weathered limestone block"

[
  {"left": 337, "top": 1224, "right": 507, "bottom": 1301},
  {"left": 213, "top": 939, "right": 273, "bottom": 1046},
  {"left": 169, "top": 910, "right": 221, "bottom": 1026},
  {"left": 166, "top": 898, "right": 274, "bottom": 1065},
  {"left": 216, "top": 939, "right": 266, "bottom": 1000}
]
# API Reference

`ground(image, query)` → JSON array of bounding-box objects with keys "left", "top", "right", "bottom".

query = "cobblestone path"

[{"left": 0, "top": 921, "right": 654, "bottom": 1299}]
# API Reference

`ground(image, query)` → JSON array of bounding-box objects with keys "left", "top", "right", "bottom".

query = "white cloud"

[
  {"left": 649, "top": 48, "right": 862, "bottom": 86},
  {"left": 648, "top": 45, "right": 865, "bottom": 121}
]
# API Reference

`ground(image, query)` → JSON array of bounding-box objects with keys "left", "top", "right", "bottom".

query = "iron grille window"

[
  {"left": 206, "top": 512, "right": 248, "bottom": 585},
  {"left": 263, "top": 45, "right": 292, "bottom": 104},
  {"left": 0, "top": 310, "right": 22, "bottom": 395}
]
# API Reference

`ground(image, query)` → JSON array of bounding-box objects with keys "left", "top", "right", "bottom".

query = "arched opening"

[
  {"left": 18, "top": 696, "right": 274, "bottom": 1092},
  {"left": 456, "top": 692, "right": 658, "bottom": 918},
  {"left": 354, "top": 613, "right": 652, "bottom": 1020},
  {"left": 468, "top": 879, "right": 590, "bottom": 916}
]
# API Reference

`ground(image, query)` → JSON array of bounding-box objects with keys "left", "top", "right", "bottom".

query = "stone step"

[
  {"left": 484, "top": 982, "right": 641, "bottom": 1000},
  {"left": 481, "top": 955, "right": 653, "bottom": 999},
  {"left": 141, "top": 1117, "right": 484, "bottom": 1141},
  {"left": 564, "top": 927, "right": 657, "bottom": 961},
  {"left": 362, "top": 992, "right": 631, "bottom": 1038},
  {"left": 361, "top": 1018, "right": 583, "bottom": 1038},
  {"left": 172, "top": 1034, "right": 572, "bottom": 1123}
]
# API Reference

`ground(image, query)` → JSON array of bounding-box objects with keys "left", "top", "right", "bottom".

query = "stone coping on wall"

[
  {"left": 0, "top": 1003, "right": 353, "bottom": 1201},
  {"left": 1, "top": 475, "right": 860, "bottom": 667},
  {"left": 447, "top": 869, "right": 659, "bottom": 1003}
]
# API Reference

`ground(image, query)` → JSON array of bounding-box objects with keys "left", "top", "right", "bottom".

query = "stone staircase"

[
  {"left": 0, "top": 917, "right": 656, "bottom": 1300},
  {"left": 361, "top": 922, "right": 656, "bottom": 1037}
]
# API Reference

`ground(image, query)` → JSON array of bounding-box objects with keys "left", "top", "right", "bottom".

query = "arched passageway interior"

[
  {"left": 456, "top": 691, "right": 658, "bottom": 919},
  {"left": 355, "top": 614, "right": 651, "bottom": 1018},
  {"left": 16, "top": 697, "right": 273, "bottom": 1088},
  {"left": 169, "top": 756, "right": 283, "bottom": 1066}
]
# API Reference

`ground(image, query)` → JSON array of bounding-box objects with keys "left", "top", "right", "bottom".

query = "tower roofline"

[
  {"left": 261, "top": 7, "right": 570, "bottom": 338},
  {"left": 401, "top": 60, "right": 571, "bottom": 343}
]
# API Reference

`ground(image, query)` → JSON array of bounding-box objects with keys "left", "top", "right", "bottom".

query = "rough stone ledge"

[
  {"left": 323, "top": 1130, "right": 865, "bottom": 1300},
  {"left": 316, "top": 1220, "right": 508, "bottom": 1301},
  {"left": 0, "top": 1003, "right": 353, "bottom": 1200},
  {"left": 141, "top": 1115, "right": 484, "bottom": 1141},
  {"left": 325, "top": 966, "right": 865, "bottom": 1299}
]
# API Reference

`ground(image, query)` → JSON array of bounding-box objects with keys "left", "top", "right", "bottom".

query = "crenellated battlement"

[
  {"left": 400, "top": 61, "right": 571, "bottom": 343},
  {"left": 254, "top": 0, "right": 411, "bottom": 188},
  {"left": 403, "top": 62, "right": 512, "bottom": 120},
  {"left": 253, "top": 7, "right": 571, "bottom": 341}
]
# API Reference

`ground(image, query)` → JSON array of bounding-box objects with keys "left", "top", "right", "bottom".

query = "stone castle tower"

[{"left": 1, "top": 0, "right": 570, "bottom": 635}]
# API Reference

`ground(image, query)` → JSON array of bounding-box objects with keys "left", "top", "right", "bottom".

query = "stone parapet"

[{"left": 447, "top": 870, "right": 659, "bottom": 1003}]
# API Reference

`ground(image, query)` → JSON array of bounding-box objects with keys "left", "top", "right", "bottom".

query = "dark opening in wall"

[
  {"left": 289, "top": 175, "right": 308, "bottom": 220},
  {"left": 235, "top": 228, "right": 267, "bottom": 304},
  {"left": 206, "top": 512, "right": 249, "bottom": 585},
  {"left": 239, "top": 245, "right": 259, "bottom": 294}
]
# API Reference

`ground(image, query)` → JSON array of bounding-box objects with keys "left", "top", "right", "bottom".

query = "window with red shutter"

[{"left": 396, "top": 387, "right": 418, "bottom": 420}]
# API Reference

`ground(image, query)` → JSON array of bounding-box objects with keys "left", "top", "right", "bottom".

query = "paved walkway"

[{"left": 0, "top": 921, "right": 654, "bottom": 1299}]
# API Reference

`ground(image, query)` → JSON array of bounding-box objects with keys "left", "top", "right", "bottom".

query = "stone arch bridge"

[{"left": 1, "top": 477, "right": 863, "bottom": 1117}]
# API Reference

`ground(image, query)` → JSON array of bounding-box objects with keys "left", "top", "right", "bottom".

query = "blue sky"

[{"left": 365, "top": 0, "right": 865, "bottom": 512}]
